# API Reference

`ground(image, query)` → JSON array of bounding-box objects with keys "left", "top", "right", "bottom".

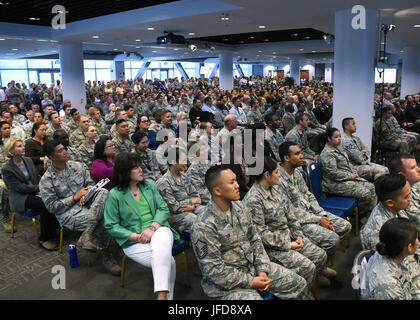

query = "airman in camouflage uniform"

[
  {"left": 39, "top": 159, "right": 111, "bottom": 250},
  {"left": 243, "top": 182, "right": 321, "bottom": 292},
  {"left": 46, "top": 122, "right": 69, "bottom": 140},
  {"left": 319, "top": 142, "right": 376, "bottom": 218},
  {"left": 134, "top": 147, "right": 164, "bottom": 182},
  {"left": 265, "top": 127, "right": 284, "bottom": 162},
  {"left": 360, "top": 202, "right": 420, "bottom": 289},
  {"left": 285, "top": 125, "right": 317, "bottom": 163},
  {"left": 156, "top": 170, "right": 205, "bottom": 233},
  {"left": 91, "top": 117, "right": 109, "bottom": 137},
  {"left": 186, "top": 159, "right": 212, "bottom": 205},
  {"left": 373, "top": 108, "right": 411, "bottom": 154},
  {"left": 112, "top": 132, "right": 135, "bottom": 155},
  {"left": 363, "top": 252, "right": 420, "bottom": 300},
  {"left": 79, "top": 140, "right": 96, "bottom": 169},
  {"left": 192, "top": 199, "right": 307, "bottom": 300},
  {"left": 341, "top": 132, "right": 388, "bottom": 181},
  {"left": 278, "top": 165, "right": 352, "bottom": 256}
]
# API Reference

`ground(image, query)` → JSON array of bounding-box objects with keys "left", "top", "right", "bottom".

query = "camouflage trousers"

[
  {"left": 324, "top": 180, "right": 377, "bottom": 218},
  {"left": 58, "top": 188, "right": 111, "bottom": 250},
  {"left": 218, "top": 262, "right": 307, "bottom": 300},
  {"left": 355, "top": 163, "right": 389, "bottom": 182},
  {"left": 404, "top": 254, "right": 420, "bottom": 290},
  {"left": 302, "top": 211, "right": 352, "bottom": 256},
  {"left": 381, "top": 138, "right": 411, "bottom": 154},
  {"left": 169, "top": 205, "right": 205, "bottom": 234},
  {"left": 0, "top": 179, "right": 9, "bottom": 223}
]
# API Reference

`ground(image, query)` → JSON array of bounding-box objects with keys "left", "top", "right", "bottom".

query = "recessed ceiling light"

[
  {"left": 272, "top": 52, "right": 276, "bottom": 54},
  {"left": 152, "top": 50, "right": 157, "bottom": 53},
  {"left": 174, "top": 48, "right": 179, "bottom": 51},
  {"left": 304, "top": 36, "right": 310, "bottom": 39},
  {"left": 0, "top": 38, "right": 5, "bottom": 41},
  {"left": 299, "top": 48, "right": 304, "bottom": 51},
  {"left": 29, "top": 17, "right": 40, "bottom": 21},
  {"left": 258, "top": 25, "right": 266, "bottom": 29},
  {"left": 188, "top": 32, "right": 195, "bottom": 36},
  {"left": 135, "top": 46, "right": 140, "bottom": 48},
  {"left": 400, "top": 50, "right": 404, "bottom": 53},
  {"left": 11, "top": 48, "right": 18, "bottom": 51},
  {"left": 0, "top": 2, "right": 11, "bottom": 5},
  {"left": 147, "top": 27, "right": 155, "bottom": 30},
  {"left": 223, "top": 38, "right": 229, "bottom": 41},
  {"left": 264, "top": 39, "right": 269, "bottom": 42},
  {"left": 311, "top": 50, "right": 317, "bottom": 53},
  {"left": 292, "top": 33, "right": 298, "bottom": 36},
  {"left": 414, "top": 25, "right": 420, "bottom": 28},
  {"left": 113, "top": 48, "right": 118, "bottom": 51},
  {"left": 238, "top": 41, "right": 244, "bottom": 44},
  {"left": 37, "top": 39, "right": 48, "bottom": 42},
  {"left": 184, "top": 52, "right": 188, "bottom": 54},
  {"left": 135, "top": 39, "right": 141, "bottom": 42},
  {"left": 248, "top": 36, "right": 255, "bottom": 40},
  {"left": 92, "top": 35, "right": 100, "bottom": 39},
  {"left": 220, "top": 13, "right": 230, "bottom": 21}
]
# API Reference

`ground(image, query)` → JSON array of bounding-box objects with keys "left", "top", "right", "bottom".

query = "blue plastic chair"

[
  {"left": 120, "top": 239, "right": 190, "bottom": 288},
  {"left": 259, "top": 291, "right": 276, "bottom": 300},
  {"left": 352, "top": 249, "right": 374, "bottom": 299},
  {"left": 307, "top": 162, "right": 359, "bottom": 235}
]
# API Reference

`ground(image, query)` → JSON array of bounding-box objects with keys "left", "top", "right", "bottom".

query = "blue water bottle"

[{"left": 68, "top": 244, "right": 79, "bottom": 268}]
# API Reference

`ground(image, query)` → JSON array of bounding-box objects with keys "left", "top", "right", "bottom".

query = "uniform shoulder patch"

[{"left": 194, "top": 239, "right": 208, "bottom": 259}]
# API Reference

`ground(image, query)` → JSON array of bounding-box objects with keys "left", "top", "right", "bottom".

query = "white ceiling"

[{"left": 0, "top": 0, "right": 419, "bottom": 64}]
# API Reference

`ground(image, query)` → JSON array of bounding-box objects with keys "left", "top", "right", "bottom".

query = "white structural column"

[
  {"left": 332, "top": 9, "right": 378, "bottom": 151},
  {"left": 115, "top": 61, "right": 125, "bottom": 82},
  {"left": 58, "top": 43, "right": 86, "bottom": 112},
  {"left": 289, "top": 60, "right": 300, "bottom": 85},
  {"left": 325, "top": 63, "right": 333, "bottom": 83},
  {"left": 219, "top": 52, "right": 233, "bottom": 91},
  {"left": 400, "top": 46, "right": 420, "bottom": 98}
]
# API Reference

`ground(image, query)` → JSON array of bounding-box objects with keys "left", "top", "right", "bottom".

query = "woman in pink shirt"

[{"left": 91, "top": 136, "right": 116, "bottom": 190}]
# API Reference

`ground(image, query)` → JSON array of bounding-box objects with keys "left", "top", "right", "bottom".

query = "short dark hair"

[
  {"left": 278, "top": 141, "right": 299, "bottom": 163},
  {"left": 204, "top": 96, "right": 212, "bottom": 104},
  {"left": 94, "top": 136, "right": 112, "bottom": 161},
  {"left": 205, "top": 164, "right": 233, "bottom": 195},
  {"left": 43, "top": 140, "right": 60, "bottom": 158},
  {"left": 131, "top": 130, "right": 148, "bottom": 145},
  {"left": 48, "top": 111, "right": 58, "bottom": 121},
  {"left": 374, "top": 174, "right": 407, "bottom": 203},
  {"left": 264, "top": 112, "right": 278, "bottom": 125},
  {"left": 31, "top": 121, "right": 46, "bottom": 138},
  {"left": 255, "top": 156, "right": 278, "bottom": 182},
  {"left": 70, "top": 108, "right": 79, "bottom": 116},
  {"left": 62, "top": 104, "right": 71, "bottom": 111},
  {"left": 342, "top": 117, "right": 354, "bottom": 130},
  {"left": 326, "top": 127, "right": 339, "bottom": 139},
  {"left": 389, "top": 154, "right": 416, "bottom": 175},
  {"left": 115, "top": 119, "right": 127, "bottom": 128},
  {"left": 112, "top": 152, "right": 144, "bottom": 189},
  {"left": 294, "top": 111, "right": 306, "bottom": 124},
  {"left": 376, "top": 218, "right": 418, "bottom": 258},
  {"left": 123, "top": 105, "right": 134, "bottom": 111}
]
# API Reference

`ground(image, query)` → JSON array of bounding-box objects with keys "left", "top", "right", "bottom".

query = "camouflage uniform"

[
  {"left": 246, "top": 109, "right": 263, "bottom": 125},
  {"left": 192, "top": 200, "right": 307, "bottom": 300},
  {"left": 360, "top": 202, "right": 420, "bottom": 287},
  {"left": 265, "top": 127, "right": 284, "bottom": 162},
  {"left": 46, "top": 123, "right": 69, "bottom": 140},
  {"left": 243, "top": 182, "right": 318, "bottom": 288},
  {"left": 185, "top": 160, "right": 212, "bottom": 205},
  {"left": 374, "top": 117, "right": 411, "bottom": 154},
  {"left": 278, "top": 166, "right": 352, "bottom": 256},
  {"left": 390, "top": 116, "right": 418, "bottom": 149},
  {"left": 91, "top": 118, "right": 109, "bottom": 136},
  {"left": 61, "top": 114, "right": 72, "bottom": 125},
  {"left": 112, "top": 133, "right": 135, "bottom": 155},
  {"left": 67, "top": 119, "right": 79, "bottom": 133},
  {"left": 319, "top": 143, "right": 377, "bottom": 218},
  {"left": 134, "top": 147, "right": 164, "bottom": 182},
  {"left": 78, "top": 140, "right": 95, "bottom": 169},
  {"left": 39, "top": 160, "right": 111, "bottom": 249},
  {"left": 285, "top": 126, "right": 317, "bottom": 163},
  {"left": 44, "top": 146, "right": 83, "bottom": 170},
  {"left": 363, "top": 252, "right": 420, "bottom": 300},
  {"left": 341, "top": 132, "right": 388, "bottom": 181},
  {"left": 156, "top": 170, "right": 205, "bottom": 233},
  {"left": 69, "top": 128, "right": 86, "bottom": 148}
]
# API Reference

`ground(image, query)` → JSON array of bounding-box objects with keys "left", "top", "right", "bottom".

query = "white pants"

[{"left": 123, "top": 226, "right": 176, "bottom": 299}]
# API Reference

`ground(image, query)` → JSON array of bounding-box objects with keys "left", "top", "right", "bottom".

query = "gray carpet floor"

[{"left": 0, "top": 214, "right": 361, "bottom": 300}]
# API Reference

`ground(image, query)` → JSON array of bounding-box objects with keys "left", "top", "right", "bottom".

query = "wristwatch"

[{"left": 149, "top": 225, "right": 157, "bottom": 232}]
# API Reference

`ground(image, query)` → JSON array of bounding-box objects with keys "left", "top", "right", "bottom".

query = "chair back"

[
  {"left": 352, "top": 249, "right": 374, "bottom": 299},
  {"left": 307, "top": 162, "right": 323, "bottom": 200}
]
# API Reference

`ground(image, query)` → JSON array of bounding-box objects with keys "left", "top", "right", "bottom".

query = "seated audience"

[
  {"left": 2, "top": 139, "right": 59, "bottom": 250},
  {"left": 91, "top": 136, "right": 116, "bottom": 190},
  {"left": 79, "top": 125, "right": 98, "bottom": 168},
  {"left": 192, "top": 164, "right": 307, "bottom": 300},
  {"left": 112, "top": 119, "right": 135, "bottom": 155},
  {"left": 320, "top": 127, "right": 376, "bottom": 220},
  {"left": 39, "top": 140, "right": 120, "bottom": 275},
  {"left": 363, "top": 218, "right": 420, "bottom": 300},
  {"left": 25, "top": 122, "right": 48, "bottom": 176},
  {"left": 104, "top": 152, "right": 179, "bottom": 300}
]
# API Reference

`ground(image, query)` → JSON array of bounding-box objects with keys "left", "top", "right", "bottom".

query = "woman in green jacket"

[{"left": 104, "top": 152, "right": 179, "bottom": 300}]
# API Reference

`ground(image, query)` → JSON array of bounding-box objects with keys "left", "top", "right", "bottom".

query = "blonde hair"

[{"left": 5, "top": 139, "right": 23, "bottom": 158}]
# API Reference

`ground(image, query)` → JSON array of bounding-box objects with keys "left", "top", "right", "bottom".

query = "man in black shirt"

[{"left": 189, "top": 97, "right": 204, "bottom": 125}]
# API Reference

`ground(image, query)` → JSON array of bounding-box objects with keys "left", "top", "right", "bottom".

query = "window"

[
  {"left": 28, "top": 59, "right": 53, "bottom": 69},
  {"left": 375, "top": 68, "right": 397, "bottom": 84},
  {"left": 1, "top": 70, "right": 29, "bottom": 87},
  {"left": 0, "top": 60, "right": 27, "bottom": 69}
]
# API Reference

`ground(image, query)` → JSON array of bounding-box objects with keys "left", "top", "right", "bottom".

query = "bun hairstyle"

[
  {"left": 376, "top": 218, "right": 418, "bottom": 258},
  {"left": 326, "top": 127, "right": 339, "bottom": 140},
  {"left": 374, "top": 174, "right": 407, "bottom": 203}
]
